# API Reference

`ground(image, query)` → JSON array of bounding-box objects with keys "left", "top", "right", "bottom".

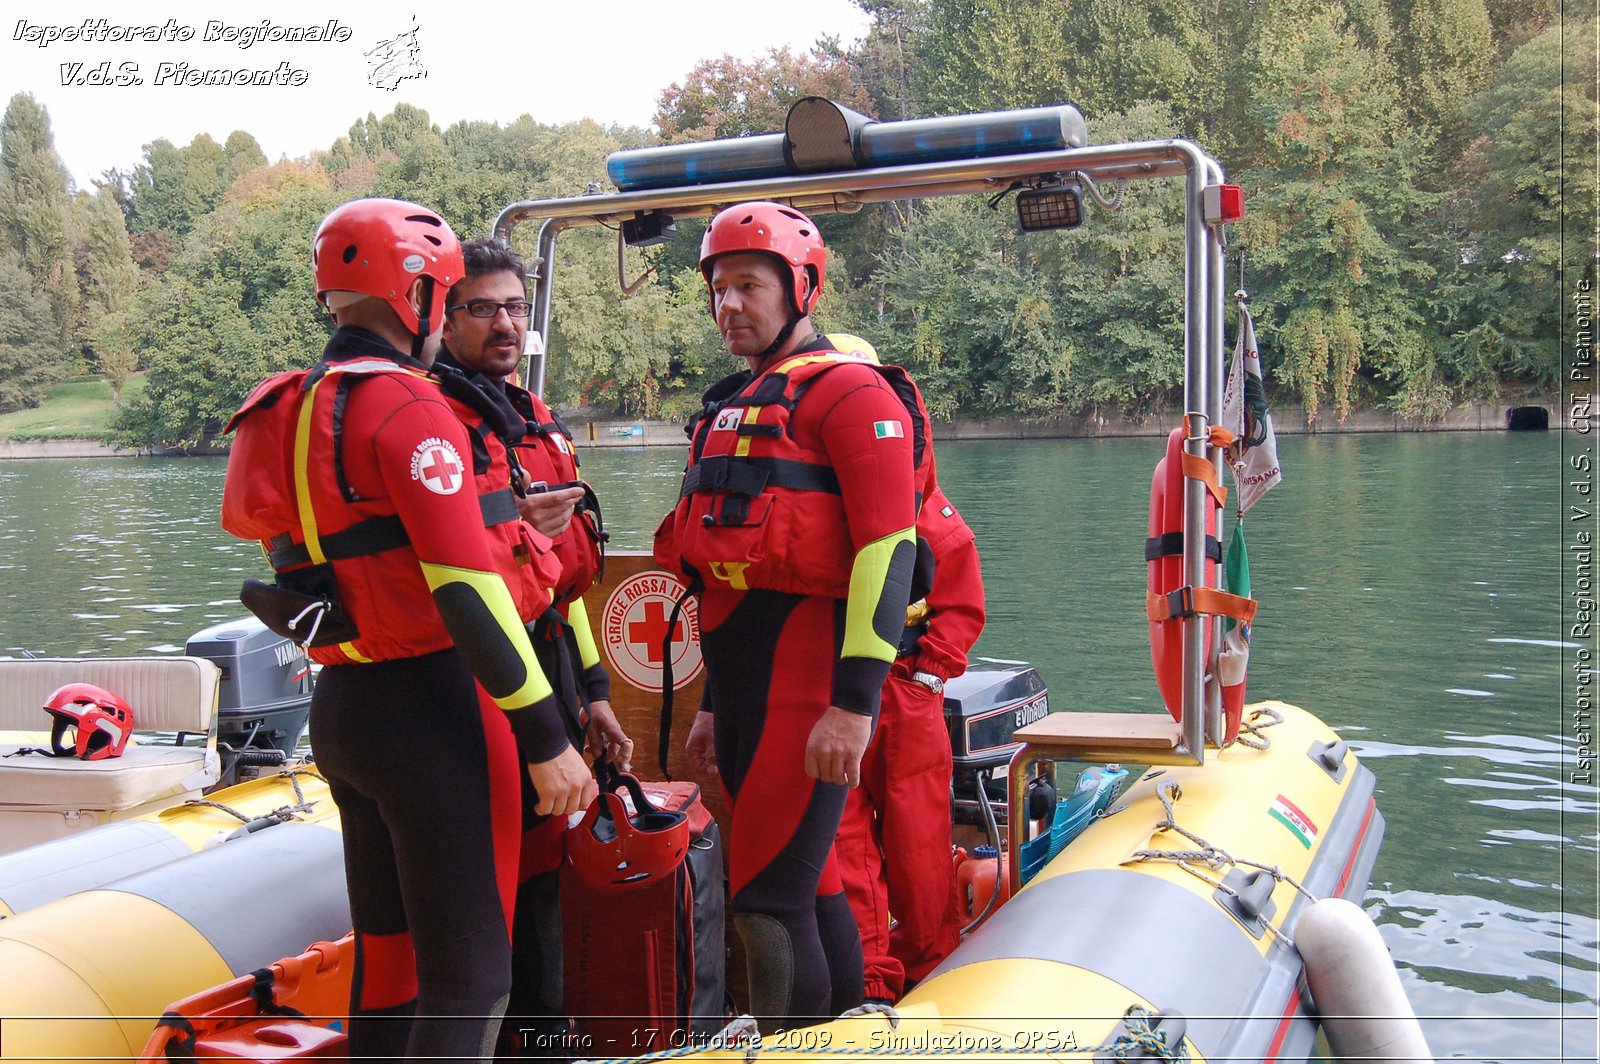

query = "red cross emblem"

[
  {"left": 626, "top": 601, "right": 683, "bottom": 665},
  {"left": 411, "top": 437, "right": 465, "bottom": 495},
  {"left": 602, "top": 571, "right": 703, "bottom": 693}
]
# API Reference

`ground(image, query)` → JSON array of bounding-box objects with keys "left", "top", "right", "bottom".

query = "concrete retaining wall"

[
  {"left": 573, "top": 398, "right": 1560, "bottom": 448},
  {"left": 0, "top": 398, "right": 1561, "bottom": 459},
  {"left": 0, "top": 439, "right": 144, "bottom": 460}
]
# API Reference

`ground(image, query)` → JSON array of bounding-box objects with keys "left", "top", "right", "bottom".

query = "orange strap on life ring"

[
  {"left": 1146, "top": 585, "right": 1257, "bottom": 624},
  {"left": 1175, "top": 415, "right": 1230, "bottom": 507},
  {"left": 1180, "top": 451, "right": 1228, "bottom": 508}
]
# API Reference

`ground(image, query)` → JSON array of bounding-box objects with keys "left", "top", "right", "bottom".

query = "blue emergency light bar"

[{"left": 607, "top": 101, "right": 1089, "bottom": 192}]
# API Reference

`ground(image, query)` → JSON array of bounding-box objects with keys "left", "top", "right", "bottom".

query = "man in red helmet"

[
  {"left": 222, "top": 198, "right": 594, "bottom": 1060},
  {"left": 655, "top": 202, "right": 921, "bottom": 1024}
]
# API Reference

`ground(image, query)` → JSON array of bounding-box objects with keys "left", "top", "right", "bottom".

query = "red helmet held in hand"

[
  {"left": 312, "top": 198, "right": 464, "bottom": 335},
  {"left": 43, "top": 683, "right": 135, "bottom": 761},
  {"left": 567, "top": 770, "right": 689, "bottom": 891}
]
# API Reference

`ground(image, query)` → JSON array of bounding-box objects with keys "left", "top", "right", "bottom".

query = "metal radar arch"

[{"left": 492, "top": 97, "right": 1247, "bottom": 893}]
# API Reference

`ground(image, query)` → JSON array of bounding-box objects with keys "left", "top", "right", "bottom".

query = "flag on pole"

[
  {"left": 1220, "top": 297, "right": 1282, "bottom": 515},
  {"left": 1218, "top": 518, "right": 1251, "bottom": 741}
]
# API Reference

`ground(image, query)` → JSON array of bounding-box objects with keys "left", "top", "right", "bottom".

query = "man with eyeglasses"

[{"left": 438, "top": 236, "right": 631, "bottom": 1039}]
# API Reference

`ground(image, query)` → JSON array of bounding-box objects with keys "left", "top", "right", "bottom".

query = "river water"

[{"left": 0, "top": 432, "right": 1594, "bottom": 1062}]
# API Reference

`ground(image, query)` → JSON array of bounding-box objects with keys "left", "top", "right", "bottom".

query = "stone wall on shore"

[
  {"left": 0, "top": 439, "right": 145, "bottom": 460},
  {"left": 572, "top": 397, "right": 1560, "bottom": 448},
  {"left": 0, "top": 397, "right": 1562, "bottom": 458}
]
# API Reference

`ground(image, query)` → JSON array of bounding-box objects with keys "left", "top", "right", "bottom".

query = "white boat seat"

[
  {"left": 0, "top": 657, "right": 221, "bottom": 854},
  {"left": 0, "top": 741, "right": 218, "bottom": 810}
]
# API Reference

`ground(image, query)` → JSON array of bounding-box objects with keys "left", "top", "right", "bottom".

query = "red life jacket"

[
  {"left": 222, "top": 355, "right": 556, "bottom": 665},
  {"left": 654, "top": 351, "right": 928, "bottom": 598},
  {"left": 509, "top": 388, "right": 603, "bottom": 608}
]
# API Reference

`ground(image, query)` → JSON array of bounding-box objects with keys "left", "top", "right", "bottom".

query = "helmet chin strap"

[
  {"left": 410, "top": 278, "right": 435, "bottom": 362},
  {"left": 753, "top": 276, "right": 817, "bottom": 367},
  {"left": 755, "top": 315, "right": 802, "bottom": 366}
]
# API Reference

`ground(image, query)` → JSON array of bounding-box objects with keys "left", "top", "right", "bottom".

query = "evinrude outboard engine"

[
  {"left": 185, "top": 617, "right": 311, "bottom": 786},
  {"left": 943, "top": 661, "right": 1054, "bottom": 828}
]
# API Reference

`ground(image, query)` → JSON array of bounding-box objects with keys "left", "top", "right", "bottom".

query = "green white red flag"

[{"left": 1221, "top": 298, "right": 1282, "bottom": 515}]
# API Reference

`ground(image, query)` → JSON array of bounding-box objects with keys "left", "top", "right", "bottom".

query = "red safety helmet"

[
  {"left": 567, "top": 771, "right": 689, "bottom": 891},
  {"left": 312, "top": 198, "right": 464, "bottom": 335},
  {"left": 43, "top": 683, "right": 136, "bottom": 761},
  {"left": 700, "top": 201, "right": 826, "bottom": 318}
]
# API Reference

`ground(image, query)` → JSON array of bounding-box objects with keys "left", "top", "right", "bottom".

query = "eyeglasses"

[{"left": 446, "top": 299, "right": 533, "bottom": 319}]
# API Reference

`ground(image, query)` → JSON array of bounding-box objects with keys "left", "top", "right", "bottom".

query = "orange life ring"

[{"left": 1145, "top": 426, "right": 1219, "bottom": 726}]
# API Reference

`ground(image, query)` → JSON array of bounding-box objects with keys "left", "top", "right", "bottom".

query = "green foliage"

[
  {"left": 25, "top": 4, "right": 1556, "bottom": 443},
  {"left": 849, "top": 0, "right": 928, "bottom": 120},
  {"left": 1436, "top": 14, "right": 1598, "bottom": 390},
  {"left": 0, "top": 248, "right": 69, "bottom": 411},
  {"left": 79, "top": 188, "right": 139, "bottom": 317},
  {"left": 871, "top": 102, "right": 1188, "bottom": 419},
  {"left": 115, "top": 162, "right": 342, "bottom": 449},
  {"left": 1232, "top": 4, "right": 1437, "bottom": 422},
  {"left": 1390, "top": 0, "right": 1495, "bottom": 172},
  {"left": 78, "top": 187, "right": 142, "bottom": 392},
  {"left": 130, "top": 132, "right": 260, "bottom": 236},
  {"left": 654, "top": 47, "right": 874, "bottom": 141},
  {"left": 0, "top": 93, "right": 80, "bottom": 366}
]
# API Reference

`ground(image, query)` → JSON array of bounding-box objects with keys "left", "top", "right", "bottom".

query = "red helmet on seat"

[
  {"left": 312, "top": 198, "right": 464, "bottom": 335},
  {"left": 44, "top": 683, "right": 135, "bottom": 761},
  {"left": 700, "top": 201, "right": 826, "bottom": 318},
  {"left": 567, "top": 770, "right": 689, "bottom": 891}
]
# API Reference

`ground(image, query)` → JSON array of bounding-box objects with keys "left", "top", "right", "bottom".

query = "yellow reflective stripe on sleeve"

[
  {"left": 567, "top": 595, "right": 602, "bottom": 670},
  {"left": 337, "top": 641, "right": 371, "bottom": 663},
  {"left": 418, "top": 560, "right": 555, "bottom": 707},
  {"left": 841, "top": 526, "right": 916, "bottom": 662},
  {"left": 293, "top": 378, "right": 327, "bottom": 566}
]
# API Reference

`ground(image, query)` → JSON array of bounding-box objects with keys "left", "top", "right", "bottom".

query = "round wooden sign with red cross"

[{"left": 601, "top": 570, "right": 703, "bottom": 693}]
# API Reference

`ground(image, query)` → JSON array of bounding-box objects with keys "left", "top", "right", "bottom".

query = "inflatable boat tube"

[
  {"left": 0, "top": 821, "right": 349, "bottom": 1064},
  {"left": 0, "top": 768, "right": 335, "bottom": 917}
]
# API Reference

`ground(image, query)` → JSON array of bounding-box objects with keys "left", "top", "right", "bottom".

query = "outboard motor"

[
  {"left": 943, "top": 660, "right": 1053, "bottom": 828},
  {"left": 185, "top": 617, "right": 312, "bottom": 786}
]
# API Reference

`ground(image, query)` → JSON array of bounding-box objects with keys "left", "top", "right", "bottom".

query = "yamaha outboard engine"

[{"left": 185, "top": 617, "right": 312, "bottom": 786}]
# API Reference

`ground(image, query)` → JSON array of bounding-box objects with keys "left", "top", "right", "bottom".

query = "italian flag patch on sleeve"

[{"left": 873, "top": 420, "right": 904, "bottom": 439}]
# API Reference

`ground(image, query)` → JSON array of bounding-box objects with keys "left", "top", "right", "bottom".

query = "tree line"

[{"left": 0, "top": 0, "right": 1586, "bottom": 448}]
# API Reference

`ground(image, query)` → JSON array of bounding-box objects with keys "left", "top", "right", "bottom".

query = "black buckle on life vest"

[
  {"left": 1164, "top": 586, "right": 1197, "bottom": 619},
  {"left": 680, "top": 455, "right": 770, "bottom": 500}
]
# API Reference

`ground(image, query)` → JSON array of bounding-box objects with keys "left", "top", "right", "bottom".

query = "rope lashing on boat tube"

[
  {"left": 183, "top": 768, "right": 326, "bottom": 828},
  {"left": 1123, "top": 780, "right": 1314, "bottom": 948},
  {"left": 1223, "top": 705, "right": 1283, "bottom": 751},
  {"left": 837, "top": 1001, "right": 901, "bottom": 1028},
  {"left": 1080, "top": 1005, "right": 1190, "bottom": 1062}
]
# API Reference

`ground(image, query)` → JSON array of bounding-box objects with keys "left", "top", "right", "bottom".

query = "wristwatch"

[{"left": 910, "top": 670, "right": 945, "bottom": 695}]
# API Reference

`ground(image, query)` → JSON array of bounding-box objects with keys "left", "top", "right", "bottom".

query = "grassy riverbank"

[{"left": 0, "top": 376, "right": 145, "bottom": 442}]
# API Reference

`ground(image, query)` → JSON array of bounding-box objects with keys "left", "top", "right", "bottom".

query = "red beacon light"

[{"left": 1203, "top": 184, "right": 1246, "bottom": 224}]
